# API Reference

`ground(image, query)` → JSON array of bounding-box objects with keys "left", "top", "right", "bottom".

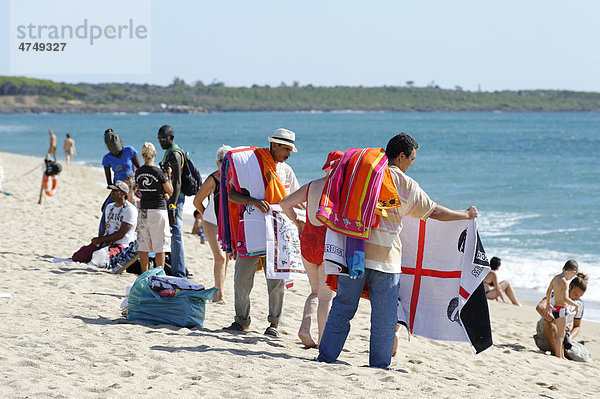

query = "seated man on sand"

[
  {"left": 483, "top": 256, "right": 520, "bottom": 306},
  {"left": 72, "top": 181, "right": 138, "bottom": 266},
  {"left": 534, "top": 272, "right": 591, "bottom": 362}
]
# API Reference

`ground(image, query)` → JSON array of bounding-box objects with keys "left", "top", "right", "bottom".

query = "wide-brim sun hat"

[{"left": 268, "top": 128, "right": 298, "bottom": 152}]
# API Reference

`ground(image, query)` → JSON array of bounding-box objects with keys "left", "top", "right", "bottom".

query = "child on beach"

[{"left": 544, "top": 260, "right": 580, "bottom": 359}]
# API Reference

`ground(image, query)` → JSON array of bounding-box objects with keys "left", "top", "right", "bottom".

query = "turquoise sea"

[{"left": 1, "top": 112, "right": 598, "bottom": 319}]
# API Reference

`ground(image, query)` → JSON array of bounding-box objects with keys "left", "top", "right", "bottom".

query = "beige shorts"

[{"left": 137, "top": 208, "right": 171, "bottom": 253}]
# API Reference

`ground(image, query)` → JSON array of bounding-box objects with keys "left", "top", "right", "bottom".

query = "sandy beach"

[{"left": 1, "top": 151, "right": 599, "bottom": 399}]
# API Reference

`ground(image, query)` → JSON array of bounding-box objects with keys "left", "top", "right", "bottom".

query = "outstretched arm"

[
  {"left": 429, "top": 205, "right": 478, "bottom": 221},
  {"left": 280, "top": 183, "right": 308, "bottom": 234}
]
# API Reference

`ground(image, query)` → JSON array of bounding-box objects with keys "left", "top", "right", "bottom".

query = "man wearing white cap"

[{"left": 224, "top": 128, "right": 300, "bottom": 337}]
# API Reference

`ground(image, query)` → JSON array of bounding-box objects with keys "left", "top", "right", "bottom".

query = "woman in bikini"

[
  {"left": 484, "top": 256, "right": 520, "bottom": 306},
  {"left": 193, "top": 145, "right": 232, "bottom": 304},
  {"left": 280, "top": 151, "right": 344, "bottom": 348}
]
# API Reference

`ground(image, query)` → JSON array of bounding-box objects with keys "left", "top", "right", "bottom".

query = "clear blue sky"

[{"left": 2, "top": 0, "right": 600, "bottom": 91}]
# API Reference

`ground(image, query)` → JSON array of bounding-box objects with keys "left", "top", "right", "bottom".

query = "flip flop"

[{"left": 264, "top": 326, "right": 279, "bottom": 338}]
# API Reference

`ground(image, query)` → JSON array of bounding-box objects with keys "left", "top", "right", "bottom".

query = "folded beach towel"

[
  {"left": 265, "top": 205, "right": 307, "bottom": 281},
  {"left": 323, "top": 229, "right": 365, "bottom": 278},
  {"left": 316, "top": 148, "right": 400, "bottom": 239},
  {"left": 396, "top": 217, "right": 492, "bottom": 354},
  {"left": 219, "top": 147, "right": 288, "bottom": 259}
]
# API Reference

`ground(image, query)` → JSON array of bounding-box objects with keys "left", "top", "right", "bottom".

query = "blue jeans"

[
  {"left": 317, "top": 269, "right": 400, "bottom": 368},
  {"left": 169, "top": 194, "right": 186, "bottom": 277}
]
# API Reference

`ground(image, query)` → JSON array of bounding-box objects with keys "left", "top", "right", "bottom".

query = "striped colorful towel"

[{"left": 316, "top": 148, "right": 400, "bottom": 239}]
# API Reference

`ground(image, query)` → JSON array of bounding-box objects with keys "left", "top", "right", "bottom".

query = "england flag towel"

[{"left": 397, "top": 217, "right": 493, "bottom": 354}]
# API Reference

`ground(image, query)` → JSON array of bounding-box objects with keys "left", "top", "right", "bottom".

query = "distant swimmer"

[
  {"left": 63, "top": 133, "right": 76, "bottom": 165},
  {"left": 47, "top": 129, "right": 57, "bottom": 161}
]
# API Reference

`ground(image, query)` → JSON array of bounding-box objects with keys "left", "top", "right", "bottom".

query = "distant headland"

[{"left": 1, "top": 76, "right": 600, "bottom": 113}]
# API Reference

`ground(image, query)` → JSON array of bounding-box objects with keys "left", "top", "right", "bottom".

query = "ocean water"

[{"left": 1, "top": 111, "right": 599, "bottom": 319}]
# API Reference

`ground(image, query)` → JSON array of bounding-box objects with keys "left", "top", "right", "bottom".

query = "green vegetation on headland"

[{"left": 1, "top": 76, "right": 600, "bottom": 113}]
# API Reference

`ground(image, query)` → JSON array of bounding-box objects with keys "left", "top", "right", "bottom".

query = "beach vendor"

[
  {"left": 534, "top": 272, "right": 591, "bottom": 362},
  {"left": 221, "top": 128, "right": 300, "bottom": 337},
  {"left": 316, "top": 133, "right": 479, "bottom": 369},
  {"left": 72, "top": 180, "right": 138, "bottom": 265}
]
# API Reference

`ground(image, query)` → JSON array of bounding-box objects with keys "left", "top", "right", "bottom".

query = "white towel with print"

[
  {"left": 265, "top": 205, "right": 307, "bottom": 280},
  {"left": 230, "top": 147, "right": 267, "bottom": 254}
]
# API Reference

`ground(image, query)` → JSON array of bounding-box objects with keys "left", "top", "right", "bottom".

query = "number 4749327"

[{"left": 18, "top": 42, "right": 66, "bottom": 51}]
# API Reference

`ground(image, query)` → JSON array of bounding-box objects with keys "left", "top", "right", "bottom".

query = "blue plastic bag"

[{"left": 127, "top": 268, "right": 217, "bottom": 328}]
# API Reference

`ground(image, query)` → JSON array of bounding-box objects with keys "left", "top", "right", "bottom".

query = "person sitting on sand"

[
  {"left": 534, "top": 271, "right": 591, "bottom": 362},
  {"left": 135, "top": 142, "right": 173, "bottom": 273},
  {"left": 63, "top": 133, "right": 76, "bottom": 165},
  {"left": 483, "top": 257, "right": 520, "bottom": 306},
  {"left": 72, "top": 181, "right": 138, "bottom": 265},
  {"left": 193, "top": 145, "right": 232, "bottom": 304},
  {"left": 542, "top": 260, "right": 581, "bottom": 359},
  {"left": 280, "top": 150, "right": 343, "bottom": 348}
]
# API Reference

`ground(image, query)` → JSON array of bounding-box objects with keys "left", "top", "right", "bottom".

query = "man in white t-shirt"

[
  {"left": 72, "top": 181, "right": 138, "bottom": 263},
  {"left": 534, "top": 273, "right": 591, "bottom": 362}
]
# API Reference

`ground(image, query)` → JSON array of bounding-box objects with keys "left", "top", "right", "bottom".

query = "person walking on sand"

[
  {"left": 279, "top": 150, "right": 343, "bottom": 348},
  {"left": 222, "top": 129, "right": 300, "bottom": 337},
  {"left": 157, "top": 124, "right": 187, "bottom": 278},
  {"left": 63, "top": 133, "right": 76, "bottom": 165},
  {"left": 544, "top": 259, "right": 580, "bottom": 359},
  {"left": 193, "top": 145, "right": 232, "bottom": 304},
  {"left": 47, "top": 129, "right": 57, "bottom": 161},
  {"left": 135, "top": 142, "right": 173, "bottom": 273},
  {"left": 317, "top": 133, "right": 479, "bottom": 369},
  {"left": 483, "top": 257, "right": 520, "bottom": 306}
]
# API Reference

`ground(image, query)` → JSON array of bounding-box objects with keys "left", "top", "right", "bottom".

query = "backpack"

[
  {"left": 167, "top": 148, "right": 203, "bottom": 196},
  {"left": 44, "top": 159, "right": 62, "bottom": 176}
]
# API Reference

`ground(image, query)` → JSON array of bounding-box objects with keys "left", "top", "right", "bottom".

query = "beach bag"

[
  {"left": 44, "top": 159, "right": 62, "bottom": 176},
  {"left": 167, "top": 148, "right": 203, "bottom": 196},
  {"left": 127, "top": 268, "right": 217, "bottom": 328}
]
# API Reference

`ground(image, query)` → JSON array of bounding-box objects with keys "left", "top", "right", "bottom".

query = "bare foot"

[
  {"left": 392, "top": 333, "right": 399, "bottom": 356},
  {"left": 298, "top": 331, "right": 317, "bottom": 348}
]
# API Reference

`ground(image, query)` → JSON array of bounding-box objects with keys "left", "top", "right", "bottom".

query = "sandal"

[{"left": 264, "top": 326, "right": 280, "bottom": 338}]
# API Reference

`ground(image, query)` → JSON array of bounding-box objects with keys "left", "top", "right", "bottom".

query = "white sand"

[{"left": 1, "top": 151, "right": 599, "bottom": 399}]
